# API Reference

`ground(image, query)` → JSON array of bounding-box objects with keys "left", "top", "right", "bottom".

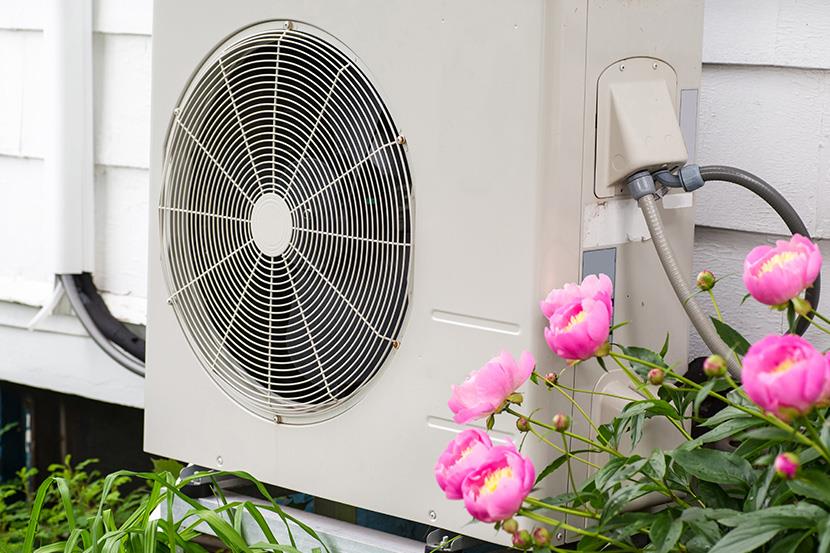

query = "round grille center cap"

[{"left": 250, "top": 194, "right": 292, "bottom": 256}]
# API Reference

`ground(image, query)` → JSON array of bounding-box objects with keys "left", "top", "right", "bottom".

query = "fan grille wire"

[{"left": 159, "top": 23, "right": 412, "bottom": 423}]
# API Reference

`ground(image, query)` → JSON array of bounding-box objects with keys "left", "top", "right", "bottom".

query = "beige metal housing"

[{"left": 145, "top": 0, "right": 703, "bottom": 546}]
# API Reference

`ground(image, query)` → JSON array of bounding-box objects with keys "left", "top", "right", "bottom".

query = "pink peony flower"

[
  {"left": 774, "top": 452, "right": 800, "bottom": 480},
  {"left": 461, "top": 443, "right": 535, "bottom": 523},
  {"left": 448, "top": 351, "right": 535, "bottom": 424},
  {"left": 541, "top": 274, "right": 613, "bottom": 362},
  {"left": 741, "top": 334, "right": 830, "bottom": 420},
  {"left": 434, "top": 429, "right": 493, "bottom": 500},
  {"left": 743, "top": 234, "right": 822, "bottom": 306}
]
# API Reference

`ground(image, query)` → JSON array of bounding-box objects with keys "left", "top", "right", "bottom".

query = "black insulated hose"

[
  {"left": 60, "top": 273, "right": 146, "bottom": 377},
  {"left": 698, "top": 165, "right": 820, "bottom": 336}
]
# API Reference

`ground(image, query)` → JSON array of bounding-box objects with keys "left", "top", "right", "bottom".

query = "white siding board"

[
  {"left": 0, "top": 156, "right": 52, "bottom": 305},
  {"left": 703, "top": 0, "right": 830, "bottom": 70},
  {"left": 94, "top": 33, "right": 152, "bottom": 169},
  {"left": 93, "top": 165, "right": 149, "bottom": 304},
  {"left": 695, "top": 64, "right": 826, "bottom": 236},
  {"left": 0, "top": 0, "right": 152, "bottom": 36},
  {"left": 690, "top": 227, "right": 830, "bottom": 359}
]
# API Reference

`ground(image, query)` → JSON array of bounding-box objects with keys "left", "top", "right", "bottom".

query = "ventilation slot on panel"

[{"left": 159, "top": 24, "right": 413, "bottom": 423}]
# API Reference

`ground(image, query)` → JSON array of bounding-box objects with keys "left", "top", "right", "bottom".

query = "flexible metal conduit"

[
  {"left": 637, "top": 194, "right": 742, "bottom": 377},
  {"left": 699, "top": 166, "right": 820, "bottom": 336}
]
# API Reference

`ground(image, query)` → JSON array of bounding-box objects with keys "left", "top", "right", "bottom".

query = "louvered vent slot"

[{"left": 159, "top": 24, "right": 412, "bottom": 423}]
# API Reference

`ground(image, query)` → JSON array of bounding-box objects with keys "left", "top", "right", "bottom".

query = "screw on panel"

[
  {"left": 556, "top": 531, "right": 564, "bottom": 541},
  {"left": 392, "top": 340, "right": 401, "bottom": 349},
  {"left": 652, "top": 62, "right": 659, "bottom": 70},
  {"left": 216, "top": 455, "right": 224, "bottom": 467},
  {"left": 273, "top": 415, "right": 283, "bottom": 424},
  {"left": 167, "top": 297, "right": 174, "bottom": 305},
  {"left": 283, "top": 21, "right": 294, "bottom": 30},
  {"left": 428, "top": 510, "right": 437, "bottom": 521},
  {"left": 619, "top": 64, "right": 625, "bottom": 72},
  {"left": 396, "top": 134, "right": 407, "bottom": 145}
]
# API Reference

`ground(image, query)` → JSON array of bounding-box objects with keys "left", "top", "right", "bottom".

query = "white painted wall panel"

[{"left": 0, "top": 30, "right": 42, "bottom": 157}]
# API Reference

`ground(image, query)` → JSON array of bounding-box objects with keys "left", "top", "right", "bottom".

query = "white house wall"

[{"left": 0, "top": 0, "right": 829, "bottom": 406}]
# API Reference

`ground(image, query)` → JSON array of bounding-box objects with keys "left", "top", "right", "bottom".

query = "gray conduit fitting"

[{"left": 637, "top": 194, "right": 742, "bottom": 377}]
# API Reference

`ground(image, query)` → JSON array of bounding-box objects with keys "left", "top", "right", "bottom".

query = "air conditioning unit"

[{"left": 145, "top": 0, "right": 703, "bottom": 545}]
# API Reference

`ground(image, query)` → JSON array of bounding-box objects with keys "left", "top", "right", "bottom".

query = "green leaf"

[
  {"left": 620, "top": 399, "right": 681, "bottom": 421},
  {"left": 719, "top": 503, "right": 826, "bottom": 528},
  {"left": 650, "top": 514, "right": 683, "bottom": 553},
  {"left": 620, "top": 346, "right": 668, "bottom": 378},
  {"left": 710, "top": 317, "right": 751, "bottom": 356},
  {"left": 710, "top": 528, "right": 782, "bottom": 553},
  {"left": 789, "top": 470, "right": 830, "bottom": 506},
  {"left": 701, "top": 405, "right": 755, "bottom": 428},
  {"left": 694, "top": 379, "right": 716, "bottom": 417},
  {"left": 741, "top": 426, "right": 800, "bottom": 442},
  {"left": 660, "top": 333, "right": 670, "bottom": 358},
  {"left": 593, "top": 456, "right": 628, "bottom": 491},
  {"left": 673, "top": 449, "right": 755, "bottom": 487},
  {"left": 645, "top": 449, "right": 667, "bottom": 481},
  {"left": 682, "top": 418, "right": 763, "bottom": 450},
  {"left": 534, "top": 450, "right": 594, "bottom": 485},
  {"left": 818, "top": 516, "right": 830, "bottom": 553},
  {"left": 600, "top": 482, "right": 656, "bottom": 525},
  {"left": 768, "top": 531, "right": 814, "bottom": 553}
]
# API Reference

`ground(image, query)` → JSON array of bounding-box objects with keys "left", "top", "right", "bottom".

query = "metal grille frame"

[{"left": 158, "top": 21, "right": 413, "bottom": 424}]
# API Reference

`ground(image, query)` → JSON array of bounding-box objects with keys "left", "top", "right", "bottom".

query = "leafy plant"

[
  {"left": 20, "top": 466, "right": 328, "bottom": 553},
  {"left": 434, "top": 235, "right": 830, "bottom": 551}
]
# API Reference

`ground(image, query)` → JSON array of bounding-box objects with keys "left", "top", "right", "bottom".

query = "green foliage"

[
  {"left": 511, "top": 316, "right": 830, "bottom": 552},
  {"left": 8, "top": 457, "right": 326, "bottom": 552},
  {"left": 0, "top": 456, "right": 143, "bottom": 552}
]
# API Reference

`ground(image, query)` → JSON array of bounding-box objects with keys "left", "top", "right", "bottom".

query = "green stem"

[
  {"left": 802, "top": 417, "right": 830, "bottom": 463},
  {"left": 528, "top": 427, "right": 600, "bottom": 470},
  {"left": 801, "top": 313, "right": 830, "bottom": 336},
  {"left": 664, "top": 368, "right": 830, "bottom": 464},
  {"left": 708, "top": 289, "right": 724, "bottom": 322},
  {"left": 551, "top": 383, "right": 601, "bottom": 435},
  {"left": 561, "top": 432, "right": 579, "bottom": 501},
  {"left": 609, "top": 353, "right": 694, "bottom": 441},
  {"left": 524, "top": 496, "right": 598, "bottom": 520},
  {"left": 508, "top": 406, "right": 622, "bottom": 460},
  {"left": 810, "top": 308, "right": 830, "bottom": 327},
  {"left": 518, "top": 509, "right": 637, "bottom": 552}
]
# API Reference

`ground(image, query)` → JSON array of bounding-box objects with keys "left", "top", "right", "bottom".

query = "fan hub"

[{"left": 250, "top": 193, "right": 292, "bottom": 256}]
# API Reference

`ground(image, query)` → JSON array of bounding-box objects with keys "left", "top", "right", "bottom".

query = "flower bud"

[
  {"left": 512, "top": 529, "right": 532, "bottom": 550},
  {"left": 532, "top": 527, "right": 551, "bottom": 547},
  {"left": 703, "top": 354, "right": 727, "bottom": 378},
  {"left": 774, "top": 452, "right": 800, "bottom": 480},
  {"left": 647, "top": 368, "right": 665, "bottom": 386},
  {"left": 502, "top": 518, "right": 519, "bottom": 535},
  {"left": 552, "top": 413, "right": 570, "bottom": 432},
  {"left": 792, "top": 297, "right": 812, "bottom": 317},
  {"left": 696, "top": 270, "right": 716, "bottom": 292},
  {"left": 516, "top": 417, "right": 530, "bottom": 433},
  {"left": 544, "top": 372, "right": 558, "bottom": 388},
  {"left": 595, "top": 341, "right": 611, "bottom": 358}
]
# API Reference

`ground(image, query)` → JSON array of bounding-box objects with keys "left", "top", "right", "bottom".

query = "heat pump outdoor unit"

[{"left": 145, "top": 0, "right": 704, "bottom": 546}]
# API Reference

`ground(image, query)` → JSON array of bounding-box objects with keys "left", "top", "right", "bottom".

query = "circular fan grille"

[{"left": 159, "top": 22, "right": 412, "bottom": 423}]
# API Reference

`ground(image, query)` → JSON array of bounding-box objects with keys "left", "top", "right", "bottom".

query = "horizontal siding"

[
  {"left": 690, "top": 227, "right": 830, "bottom": 359},
  {"left": 703, "top": 0, "right": 830, "bottom": 70},
  {"left": 0, "top": 0, "right": 152, "bottom": 35},
  {"left": 694, "top": 64, "right": 829, "bottom": 237}
]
